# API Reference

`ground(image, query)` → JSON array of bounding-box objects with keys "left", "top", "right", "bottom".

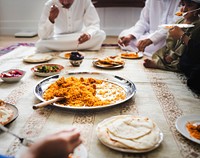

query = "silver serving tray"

[{"left": 34, "top": 72, "right": 136, "bottom": 110}]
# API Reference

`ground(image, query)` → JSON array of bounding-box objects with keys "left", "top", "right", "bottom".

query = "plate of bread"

[
  {"left": 96, "top": 115, "right": 163, "bottom": 153},
  {"left": 0, "top": 100, "right": 18, "bottom": 125},
  {"left": 93, "top": 55, "right": 125, "bottom": 69},
  {"left": 23, "top": 54, "right": 53, "bottom": 63}
]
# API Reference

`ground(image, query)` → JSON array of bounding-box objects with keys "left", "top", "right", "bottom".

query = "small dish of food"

[
  {"left": 69, "top": 51, "right": 84, "bottom": 67},
  {"left": 176, "top": 114, "right": 200, "bottom": 144},
  {"left": 121, "top": 52, "right": 143, "bottom": 59},
  {"left": 0, "top": 69, "right": 26, "bottom": 82},
  {"left": 59, "top": 51, "right": 85, "bottom": 59},
  {"left": 31, "top": 64, "right": 64, "bottom": 77}
]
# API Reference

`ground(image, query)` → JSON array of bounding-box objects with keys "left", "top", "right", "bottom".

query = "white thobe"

[
  {"left": 36, "top": 0, "right": 106, "bottom": 52},
  {"left": 119, "top": 0, "right": 180, "bottom": 56}
]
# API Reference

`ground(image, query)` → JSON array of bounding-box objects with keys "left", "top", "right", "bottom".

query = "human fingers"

[
  {"left": 137, "top": 39, "right": 152, "bottom": 52},
  {"left": 63, "top": 130, "right": 82, "bottom": 153},
  {"left": 78, "top": 33, "right": 91, "bottom": 44},
  {"left": 137, "top": 40, "right": 145, "bottom": 52}
]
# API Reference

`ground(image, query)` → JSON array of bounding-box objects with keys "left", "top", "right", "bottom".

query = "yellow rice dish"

[{"left": 43, "top": 77, "right": 126, "bottom": 107}]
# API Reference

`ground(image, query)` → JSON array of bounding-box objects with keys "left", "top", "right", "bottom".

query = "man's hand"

[
  {"left": 22, "top": 128, "right": 82, "bottom": 158},
  {"left": 169, "top": 26, "right": 184, "bottom": 40},
  {"left": 118, "top": 34, "right": 135, "bottom": 47},
  {"left": 137, "top": 38, "right": 153, "bottom": 52},
  {"left": 78, "top": 33, "right": 91, "bottom": 44},
  {"left": 49, "top": 5, "right": 59, "bottom": 24}
]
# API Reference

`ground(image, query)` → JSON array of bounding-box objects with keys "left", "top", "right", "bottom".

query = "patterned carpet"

[{"left": 0, "top": 43, "right": 35, "bottom": 56}]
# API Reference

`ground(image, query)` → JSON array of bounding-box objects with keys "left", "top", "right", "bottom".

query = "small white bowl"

[
  {"left": 70, "top": 59, "right": 83, "bottom": 67},
  {"left": 0, "top": 69, "right": 26, "bottom": 82}
]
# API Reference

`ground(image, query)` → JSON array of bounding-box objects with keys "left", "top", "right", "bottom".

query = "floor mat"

[{"left": 0, "top": 43, "right": 35, "bottom": 56}]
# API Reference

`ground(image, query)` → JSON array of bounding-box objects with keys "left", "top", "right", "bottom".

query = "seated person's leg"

[
  {"left": 36, "top": 30, "right": 106, "bottom": 52},
  {"left": 187, "top": 66, "right": 200, "bottom": 94}
]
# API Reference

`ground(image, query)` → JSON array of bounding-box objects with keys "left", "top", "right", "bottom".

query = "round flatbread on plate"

[
  {"left": 0, "top": 100, "right": 18, "bottom": 125},
  {"left": 23, "top": 54, "right": 53, "bottom": 63},
  {"left": 96, "top": 115, "right": 163, "bottom": 153},
  {"left": 59, "top": 51, "right": 85, "bottom": 59},
  {"left": 93, "top": 60, "right": 125, "bottom": 69},
  {"left": 93, "top": 56, "right": 125, "bottom": 69}
]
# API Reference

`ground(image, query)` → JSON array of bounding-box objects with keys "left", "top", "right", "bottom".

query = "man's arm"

[{"left": 38, "top": 1, "right": 55, "bottom": 39}]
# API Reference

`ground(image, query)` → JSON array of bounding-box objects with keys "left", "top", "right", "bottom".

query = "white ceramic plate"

[
  {"left": 96, "top": 115, "right": 163, "bottom": 153},
  {"left": 175, "top": 114, "right": 200, "bottom": 144},
  {"left": 31, "top": 64, "right": 64, "bottom": 77},
  {"left": 59, "top": 52, "right": 85, "bottom": 59},
  {"left": 92, "top": 60, "right": 125, "bottom": 69},
  {"left": 23, "top": 54, "right": 53, "bottom": 63},
  {"left": 0, "top": 101, "right": 18, "bottom": 125},
  {"left": 69, "top": 144, "right": 87, "bottom": 158},
  {"left": 120, "top": 52, "right": 143, "bottom": 59},
  {"left": 34, "top": 72, "right": 136, "bottom": 110},
  {"left": 159, "top": 24, "right": 194, "bottom": 29}
]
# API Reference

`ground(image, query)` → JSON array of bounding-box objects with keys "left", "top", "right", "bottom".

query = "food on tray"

[
  {"left": 43, "top": 77, "right": 126, "bottom": 107},
  {"left": 121, "top": 52, "right": 139, "bottom": 58},
  {"left": 0, "top": 69, "right": 23, "bottom": 78},
  {"left": 175, "top": 11, "right": 183, "bottom": 16},
  {"left": 97, "top": 115, "right": 162, "bottom": 151},
  {"left": 0, "top": 100, "right": 14, "bottom": 125},
  {"left": 186, "top": 122, "right": 200, "bottom": 140},
  {"left": 33, "top": 64, "right": 62, "bottom": 73},
  {"left": 95, "top": 55, "right": 124, "bottom": 66}
]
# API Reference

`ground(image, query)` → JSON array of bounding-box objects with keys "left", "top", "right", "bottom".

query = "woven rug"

[
  {"left": 0, "top": 43, "right": 35, "bottom": 56},
  {"left": 0, "top": 43, "right": 118, "bottom": 57}
]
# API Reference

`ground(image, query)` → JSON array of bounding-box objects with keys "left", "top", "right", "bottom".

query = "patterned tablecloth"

[{"left": 0, "top": 46, "right": 199, "bottom": 158}]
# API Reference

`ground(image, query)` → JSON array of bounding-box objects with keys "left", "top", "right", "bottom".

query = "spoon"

[
  {"left": 33, "top": 97, "right": 66, "bottom": 110},
  {"left": 0, "top": 124, "right": 34, "bottom": 147},
  {"left": 76, "top": 43, "right": 79, "bottom": 52},
  {"left": 182, "top": 8, "right": 200, "bottom": 16}
]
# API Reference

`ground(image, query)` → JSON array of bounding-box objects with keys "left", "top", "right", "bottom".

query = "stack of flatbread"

[
  {"left": 95, "top": 55, "right": 125, "bottom": 66},
  {"left": 96, "top": 115, "right": 162, "bottom": 152},
  {"left": 0, "top": 100, "right": 14, "bottom": 125}
]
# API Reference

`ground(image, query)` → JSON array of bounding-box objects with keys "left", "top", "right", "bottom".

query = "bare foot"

[{"left": 143, "top": 59, "right": 158, "bottom": 69}]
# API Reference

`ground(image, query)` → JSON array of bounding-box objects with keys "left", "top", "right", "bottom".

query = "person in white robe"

[
  {"left": 36, "top": 0, "right": 106, "bottom": 52},
  {"left": 118, "top": 0, "right": 180, "bottom": 57}
]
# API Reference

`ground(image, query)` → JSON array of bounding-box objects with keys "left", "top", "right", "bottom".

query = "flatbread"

[
  {"left": 23, "top": 54, "right": 53, "bottom": 63},
  {"left": 108, "top": 124, "right": 160, "bottom": 150},
  {"left": 97, "top": 115, "right": 162, "bottom": 150},
  {"left": 107, "top": 117, "right": 154, "bottom": 139},
  {"left": 0, "top": 104, "right": 14, "bottom": 125}
]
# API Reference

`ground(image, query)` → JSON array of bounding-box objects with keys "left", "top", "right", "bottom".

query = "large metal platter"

[{"left": 34, "top": 72, "right": 136, "bottom": 110}]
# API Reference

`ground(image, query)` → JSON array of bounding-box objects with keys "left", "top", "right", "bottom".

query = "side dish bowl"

[
  {"left": 31, "top": 64, "right": 64, "bottom": 77},
  {"left": 0, "top": 69, "right": 26, "bottom": 82}
]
